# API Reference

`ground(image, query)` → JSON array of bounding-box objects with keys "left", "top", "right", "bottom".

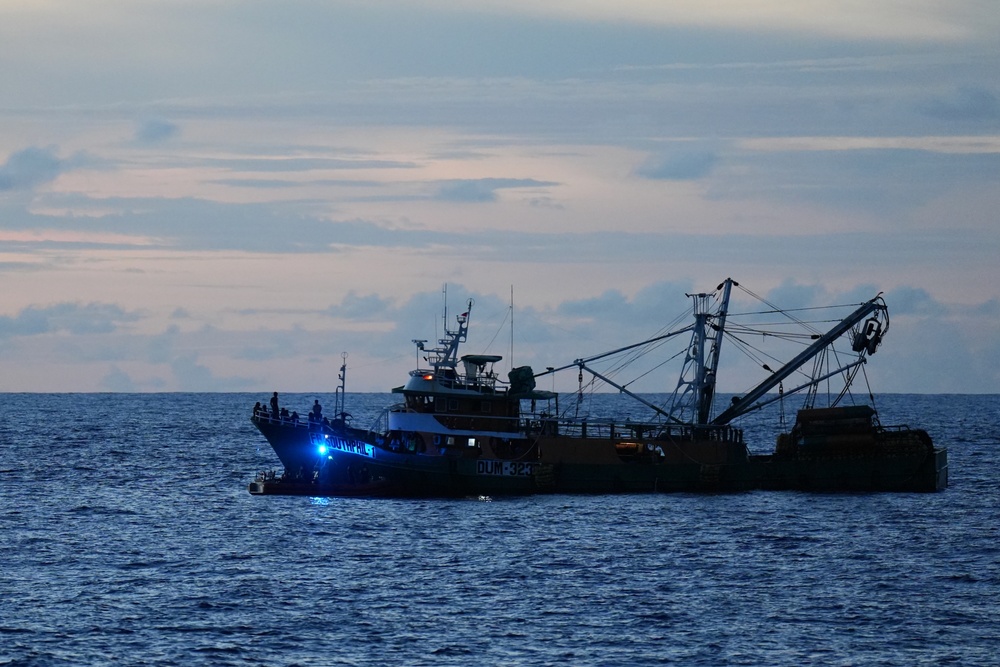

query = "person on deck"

[{"left": 270, "top": 392, "right": 279, "bottom": 420}]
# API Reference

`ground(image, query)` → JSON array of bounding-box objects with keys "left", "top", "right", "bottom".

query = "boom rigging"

[
  {"left": 711, "top": 295, "right": 887, "bottom": 425},
  {"left": 534, "top": 279, "right": 890, "bottom": 429}
]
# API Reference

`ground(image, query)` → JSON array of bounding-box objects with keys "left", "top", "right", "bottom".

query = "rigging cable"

[
  {"left": 860, "top": 361, "right": 881, "bottom": 427},
  {"left": 480, "top": 306, "right": 510, "bottom": 356},
  {"left": 734, "top": 284, "right": 828, "bottom": 336}
]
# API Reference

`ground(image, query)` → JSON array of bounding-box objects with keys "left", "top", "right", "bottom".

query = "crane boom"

[{"left": 710, "top": 296, "right": 886, "bottom": 425}]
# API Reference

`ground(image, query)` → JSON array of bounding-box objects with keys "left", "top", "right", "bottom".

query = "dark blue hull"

[{"left": 250, "top": 416, "right": 947, "bottom": 496}]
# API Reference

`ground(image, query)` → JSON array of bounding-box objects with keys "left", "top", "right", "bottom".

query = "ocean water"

[{"left": 2, "top": 392, "right": 999, "bottom": 666}]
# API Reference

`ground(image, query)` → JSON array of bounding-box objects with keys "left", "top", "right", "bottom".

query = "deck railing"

[
  {"left": 251, "top": 412, "right": 340, "bottom": 430},
  {"left": 373, "top": 405, "right": 743, "bottom": 443}
]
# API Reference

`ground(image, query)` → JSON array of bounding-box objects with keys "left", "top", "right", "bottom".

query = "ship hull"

[
  {"left": 249, "top": 418, "right": 947, "bottom": 496},
  {"left": 252, "top": 417, "right": 326, "bottom": 476},
  {"left": 748, "top": 448, "right": 948, "bottom": 493}
]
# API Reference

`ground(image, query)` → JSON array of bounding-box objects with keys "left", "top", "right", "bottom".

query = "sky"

[{"left": 1, "top": 0, "right": 998, "bottom": 395}]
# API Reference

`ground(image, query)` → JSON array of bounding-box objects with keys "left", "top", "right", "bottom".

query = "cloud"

[
  {"left": 429, "top": 0, "right": 992, "bottom": 41},
  {"left": 142, "top": 324, "right": 259, "bottom": 389},
  {"left": 973, "top": 299, "right": 1000, "bottom": 318},
  {"left": 326, "top": 291, "right": 394, "bottom": 319},
  {"left": 637, "top": 151, "right": 719, "bottom": 181},
  {"left": 146, "top": 325, "right": 181, "bottom": 365},
  {"left": 212, "top": 178, "right": 384, "bottom": 189},
  {"left": 134, "top": 118, "right": 179, "bottom": 144},
  {"left": 0, "top": 147, "right": 65, "bottom": 191},
  {"left": 762, "top": 280, "right": 828, "bottom": 311},
  {"left": 0, "top": 278, "right": 995, "bottom": 392},
  {"left": 711, "top": 147, "right": 1000, "bottom": 215},
  {"left": 882, "top": 286, "right": 947, "bottom": 317},
  {"left": 207, "top": 157, "right": 419, "bottom": 172},
  {"left": 0, "top": 196, "right": 392, "bottom": 253},
  {"left": 0, "top": 302, "right": 141, "bottom": 339},
  {"left": 101, "top": 366, "right": 138, "bottom": 392},
  {"left": 4, "top": 188, "right": 998, "bottom": 288},
  {"left": 432, "top": 178, "right": 558, "bottom": 202},
  {"left": 556, "top": 289, "right": 632, "bottom": 321},
  {"left": 921, "top": 87, "right": 1000, "bottom": 122},
  {"left": 168, "top": 352, "right": 255, "bottom": 391},
  {"left": 0, "top": 2, "right": 997, "bottom": 395}
]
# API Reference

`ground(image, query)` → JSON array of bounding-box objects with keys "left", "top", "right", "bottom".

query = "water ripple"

[{"left": 2, "top": 393, "right": 999, "bottom": 666}]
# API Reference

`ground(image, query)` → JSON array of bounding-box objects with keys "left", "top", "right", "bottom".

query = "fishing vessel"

[{"left": 249, "top": 279, "right": 947, "bottom": 496}]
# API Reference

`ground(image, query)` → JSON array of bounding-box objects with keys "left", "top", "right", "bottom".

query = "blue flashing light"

[{"left": 318, "top": 444, "right": 328, "bottom": 455}]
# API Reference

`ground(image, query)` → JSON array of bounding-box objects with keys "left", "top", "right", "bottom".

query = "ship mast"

[
  {"left": 509, "top": 285, "right": 514, "bottom": 372},
  {"left": 334, "top": 351, "right": 348, "bottom": 420},
  {"left": 668, "top": 278, "right": 733, "bottom": 425},
  {"left": 415, "top": 293, "right": 474, "bottom": 373}
]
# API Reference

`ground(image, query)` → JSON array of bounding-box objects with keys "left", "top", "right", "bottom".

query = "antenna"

[
  {"left": 510, "top": 285, "right": 515, "bottom": 372},
  {"left": 441, "top": 284, "right": 447, "bottom": 338},
  {"left": 334, "top": 351, "right": 348, "bottom": 420},
  {"left": 412, "top": 339, "right": 426, "bottom": 368}
]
